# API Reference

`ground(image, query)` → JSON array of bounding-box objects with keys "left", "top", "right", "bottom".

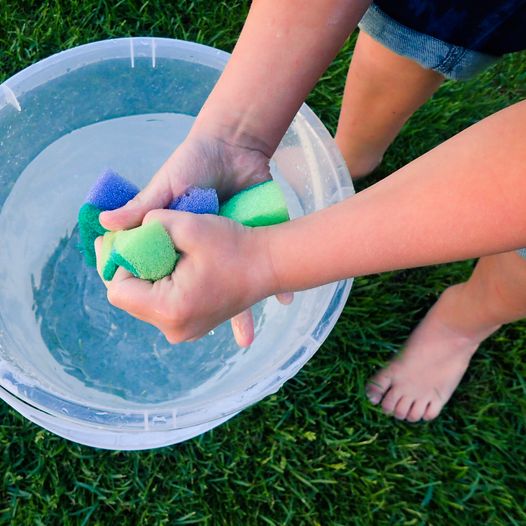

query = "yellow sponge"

[
  {"left": 108, "top": 221, "right": 179, "bottom": 281},
  {"left": 100, "top": 231, "right": 119, "bottom": 281},
  {"left": 219, "top": 180, "right": 289, "bottom": 227}
]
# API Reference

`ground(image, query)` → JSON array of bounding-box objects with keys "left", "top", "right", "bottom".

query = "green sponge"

[
  {"left": 110, "top": 221, "right": 179, "bottom": 281},
  {"left": 78, "top": 203, "right": 108, "bottom": 267},
  {"left": 219, "top": 180, "right": 289, "bottom": 227},
  {"left": 100, "top": 231, "right": 119, "bottom": 281}
]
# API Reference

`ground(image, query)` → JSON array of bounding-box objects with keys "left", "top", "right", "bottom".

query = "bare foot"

[{"left": 366, "top": 285, "right": 501, "bottom": 422}]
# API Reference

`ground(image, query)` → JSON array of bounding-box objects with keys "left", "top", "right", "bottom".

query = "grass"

[{"left": 1, "top": 1, "right": 526, "bottom": 524}]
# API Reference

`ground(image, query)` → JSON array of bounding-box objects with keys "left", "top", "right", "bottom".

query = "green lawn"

[{"left": 1, "top": 1, "right": 526, "bottom": 524}]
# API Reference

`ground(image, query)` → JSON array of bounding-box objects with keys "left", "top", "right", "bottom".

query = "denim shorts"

[{"left": 358, "top": 3, "right": 501, "bottom": 80}]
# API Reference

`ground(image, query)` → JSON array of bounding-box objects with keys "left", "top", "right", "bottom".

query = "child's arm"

[
  {"left": 101, "top": 0, "right": 370, "bottom": 231},
  {"left": 190, "top": 0, "right": 371, "bottom": 157},
  {"left": 266, "top": 100, "right": 526, "bottom": 291},
  {"left": 98, "top": 101, "right": 526, "bottom": 344}
]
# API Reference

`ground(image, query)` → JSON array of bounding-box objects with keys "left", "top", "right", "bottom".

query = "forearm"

[
  {"left": 264, "top": 101, "right": 526, "bottom": 292},
  {"left": 191, "top": 0, "right": 370, "bottom": 157}
]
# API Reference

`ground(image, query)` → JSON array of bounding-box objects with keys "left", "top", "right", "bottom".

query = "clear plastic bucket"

[{"left": 0, "top": 38, "right": 354, "bottom": 450}]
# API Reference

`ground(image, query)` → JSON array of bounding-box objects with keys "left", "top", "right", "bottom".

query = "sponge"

[
  {"left": 78, "top": 171, "right": 290, "bottom": 283},
  {"left": 219, "top": 180, "right": 289, "bottom": 227},
  {"left": 169, "top": 186, "right": 219, "bottom": 214},
  {"left": 111, "top": 221, "right": 179, "bottom": 281},
  {"left": 78, "top": 203, "right": 107, "bottom": 267},
  {"left": 79, "top": 169, "right": 139, "bottom": 267},
  {"left": 85, "top": 169, "right": 140, "bottom": 210},
  {"left": 100, "top": 231, "right": 119, "bottom": 281}
]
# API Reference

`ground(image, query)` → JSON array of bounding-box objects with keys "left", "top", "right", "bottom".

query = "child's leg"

[
  {"left": 367, "top": 251, "right": 526, "bottom": 421},
  {"left": 335, "top": 31, "right": 444, "bottom": 178}
]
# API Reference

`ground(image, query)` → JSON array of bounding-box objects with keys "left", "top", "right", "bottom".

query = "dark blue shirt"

[{"left": 375, "top": 0, "right": 526, "bottom": 55}]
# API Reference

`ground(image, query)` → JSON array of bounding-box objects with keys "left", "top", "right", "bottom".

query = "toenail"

[{"left": 367, "top": 393, "right": 381, "bottom": 404}]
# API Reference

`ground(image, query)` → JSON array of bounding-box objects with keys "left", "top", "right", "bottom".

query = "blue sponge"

[
  {"left": 168, "top": 186, "right": 219, "bottom": 215},
  {"left": 79, "top": 169, "right": 139, "bottom": 267},
  {"left": 85, "top": 169, "right": 140, "bottom": 211}
]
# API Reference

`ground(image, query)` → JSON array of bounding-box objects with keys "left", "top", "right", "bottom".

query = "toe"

[
  {"left": 366, "top": 372, "right": 392, "bottom": 405},
  {"left": 381, "top": 387, "right": 402, "bottom": 415},
  {"left": 406, "top": 399, "right": 430, "bottom": 423},
  {"left": 393, "top": 396, "right": 414, "bottom": 421},
  {"left": 423, "top": 400, "right": 442, "bottom": 421}
]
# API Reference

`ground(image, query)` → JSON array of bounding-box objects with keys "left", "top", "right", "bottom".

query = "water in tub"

[{"left": 0, "top": 113, "right": 317, "bottom": 410}]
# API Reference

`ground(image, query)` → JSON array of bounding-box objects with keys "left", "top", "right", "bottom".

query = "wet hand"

[
  {"left": 97, "top": 134, "right": 291, "bottom": 344},
  {"left": 95, "top": 210, "right": 279, "bottom": 347}
]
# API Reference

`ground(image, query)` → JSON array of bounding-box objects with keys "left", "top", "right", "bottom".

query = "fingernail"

[{"left": 280, "top": 292, "right": 294, "bottom": 305}]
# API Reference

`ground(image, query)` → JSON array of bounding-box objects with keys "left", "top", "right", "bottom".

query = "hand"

[
  {"left": 99, "top": 132, "right": 271, "bottom": 231},
  {"left": 95, "top": 210, "right": 278, "bottom": 346},
  {"left": 98, "top": 132, "right": 292, "bottom": 345}
]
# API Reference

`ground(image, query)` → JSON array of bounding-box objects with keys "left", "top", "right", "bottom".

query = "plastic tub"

[{"left": 0, "top": 38, "right": 354, "bottom": 450}]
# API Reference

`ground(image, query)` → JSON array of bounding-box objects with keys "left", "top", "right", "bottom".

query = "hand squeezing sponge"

[
  {"left": 219, "top": 180, "right": 289, "bottom": 227},
  {"left": 79, "top": 170, "right": 289, "bottom": 284},
  {"left": 79, "top": 170, "right": 219, "bottom": 280}
]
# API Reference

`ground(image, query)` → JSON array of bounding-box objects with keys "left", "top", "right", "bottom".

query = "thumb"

[{"left": 99, "top": 172, "right": 174, "bottom": 231}]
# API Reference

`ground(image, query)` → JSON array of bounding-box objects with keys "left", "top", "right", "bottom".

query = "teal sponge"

[
  {"left": 219, "top": 180, "right": 289, "bottom": 227},
  {"left": 78, "top": 203, "right": 108, "bottom": 267},
  {"left": 109, "top": 221, "right": 179, "bottom": 281}
]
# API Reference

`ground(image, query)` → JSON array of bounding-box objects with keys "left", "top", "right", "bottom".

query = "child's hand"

[
  {"left": 98, "top": 133, "right": 271, "bottom": 232},
  {"left": 98, "top": 132, "right": 292, "bottom": 345},
  {"left": 95, "top": 210, "right": 278, "bottom": 347}
]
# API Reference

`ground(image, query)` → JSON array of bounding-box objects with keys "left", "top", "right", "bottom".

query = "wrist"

[
  {"left": 190, "top": 106, "right": 275, "bottom": 159},
  {"left": 246, "top": 226, "right": 284, "bottom": 300}
]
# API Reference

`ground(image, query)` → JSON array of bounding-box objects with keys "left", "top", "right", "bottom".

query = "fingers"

[
  {"left": 107, "top": 271, "right": 157, "bottom": 321},
  {"left": 141, "top": 208, "right": 208, "bottom": 253},
  {"left": 276, "top": 292, "right": 294, "bottom": 305},
  {"left": 230, "top": 294, "right": 291, "bottom": 347},
  {"left": 230, "top": 309, "right": 255, "bottom": 347},
  {"left": 96, "top": 213, "right": 258, "bottom": 348},
  {"left": 141, "top": 208, "right": 186, "bottom": 231},
  {"left": 229, "top": 293, "right": 292, "bottom": 347},
  {"left": 99, "top": 172, "right": 174, "bottom": 231}
]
